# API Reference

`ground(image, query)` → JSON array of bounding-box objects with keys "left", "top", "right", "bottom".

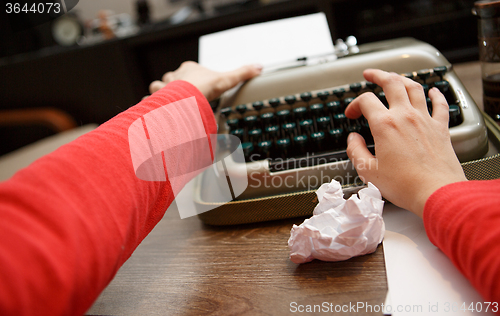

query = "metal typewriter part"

[{"left": 201, "top": 38, "right": 488, "bottom": 201}]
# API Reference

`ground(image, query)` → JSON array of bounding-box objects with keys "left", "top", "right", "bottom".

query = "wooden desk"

[{"left": 87, "top": 62, "right": 483, "bottom": 316}]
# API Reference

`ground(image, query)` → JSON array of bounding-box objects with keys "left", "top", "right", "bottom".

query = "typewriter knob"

[
  {"left": 244, "top": 115, "right": 258, "bottom": 128},
  {"left": 421, "top": 84, "right": 429, "bottom": 96},
  {"left": 230, "top": 128, "right": 244, "bottom": 139},
  {"left": 332, "top": 88, "right": 346, "bottom": 99},
  {"left": 284, "top": 95, "right": 297, "bottom": 105},
  {"left": 433, "top": 66, "right": 448, "bottom": 80},
  {"left": 236, "top": 104, "right": 247, "bottom": 114},
  {"left": 317, "top": 91, "right": 330, "bottom": 101},
  {"left": 365, "top": 81, "right": 378, "bottom": 90},
  {"left": 417, "top": 69, "right": 431, "bottom": 83},
  {"left": 227, "top": 118, "right": 240, "bottom": 129},
  {"left": 252, "top": 101, "right": 264, "bottom": 111},
  {"left": 434, "top": 81, "right": 450, "bottom": 94},
  {"left": 449, "top": 105, "right": 462, "bottom": 127},
  {"left": 333, "top": 113, "right": 347, "bottom": 126},
  {"left": 329, "top": 128, "right": 344, "bottom": 143},
  {"left": 261, "top": 112, "right": 275, "bottom": 125},
  {"left": 326, "top": 101, "right": 342, "bottom": 113},
  {"left": 220, "top": 107, "right": 232, "bottom": 117},
  {"left": 248, "top": 128, "right": 262, "bottom": 142},
  {"left": 293, "top": 106, "right": 308, "bottom": 120},
  {"left": 282, "top": 122, "right": 296, "bottom": 134},
  {"left": 310, "top": 103, "right": 324, "bottom": 116},
  {"left": 258, "top": 140, "right": 272, "bottom": 156},
  {"left": 242, "top": 142, "right": 254, "bottom": 159},
  {"left": 343, "top": 97, "right": 355, "bottom": 107},
  {"left": 378, "top": 91, "right": 388, "bottom": 107},
  {"left": 268, "top": 98, "right": 281, "bottom": 108},
  {"left": 300, "top": 92, "right": 312, "bottom": 102},
  {"left": 265, "top": 125, "right": 279, "bottom": 137},
  {"left": 277, "top": 109, "right": 291, "bottom": 123},
  {"left": 317, "top": 116, "right": 331, "bottom": 130},
  {"left": 349, "top": 83, "right": 362, "bottom": 93},
  {"left": 426, "top": 97, "right": 433, "bottom": 115}
]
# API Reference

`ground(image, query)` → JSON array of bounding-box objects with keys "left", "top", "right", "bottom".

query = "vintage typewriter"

[{"left": 193, "top": 38, "right": 489, "bottom": 225}]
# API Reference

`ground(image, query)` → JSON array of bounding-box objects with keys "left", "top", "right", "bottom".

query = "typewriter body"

[{"left": 196, "top": 38, "right": 488, "bottom": 207}]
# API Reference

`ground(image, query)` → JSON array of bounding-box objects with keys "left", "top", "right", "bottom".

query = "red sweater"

[
  {"left": 0, "top": 81, "right": 216, "bottom": 315},
  {"left": 0, "top": 79, "right": 498, "bottom": 314},
  {"left": 424, "top": 179, "right": 500, "bottom": 305}
]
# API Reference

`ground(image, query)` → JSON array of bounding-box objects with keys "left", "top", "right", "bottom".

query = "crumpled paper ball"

[{"left": 288, "top": 179, "right": 385, "bottom": 264}]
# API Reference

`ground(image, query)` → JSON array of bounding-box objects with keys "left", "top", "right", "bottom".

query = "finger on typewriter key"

[
  {"left": 317, "top": 91, "right": 330, "bottom": 101},
  {"left": 326, "top": 101, "right": 342, "bottom": 114},
  {"left": 227, "top": 118, "right": 240, "bottom": 130},
  {"left": 433, "top": 66, "right": 447, "bottom": 80},
  {"left": 236, "top": 104, "right": 247, "bottom": 114},
  {"left": 269, "top": 98, "right": 281, "bottom": 108},
  {"left": 284, "top": 95, "right": 297, "bottom": 105},
  {"left": 252, "top": 101, "right": 264, "bottom": 111},
  {"left": 220, "top": 107, "right": 232, "bottom": 117},
  {"left": 300, "top": 92, "right": 312, "bottom": 102}
]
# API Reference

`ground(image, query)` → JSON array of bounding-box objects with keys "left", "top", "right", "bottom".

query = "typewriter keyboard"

[{"left": 219, "top": 66, "right": 462, "bottom": 171}]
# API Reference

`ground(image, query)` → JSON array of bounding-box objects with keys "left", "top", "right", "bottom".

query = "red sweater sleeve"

[
  {"left": 424, "top": 179, "right": 500, "bottom": 304},
  {"left": 0, "top": 81, "right": 216, "bottom": 315}
]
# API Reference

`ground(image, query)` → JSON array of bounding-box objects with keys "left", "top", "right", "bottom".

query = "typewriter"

[{"left": 193, "top": 38, "right": 489, "bottom": 224}]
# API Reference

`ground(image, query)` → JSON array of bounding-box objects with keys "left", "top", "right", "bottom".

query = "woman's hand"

[
  {"left": 345, "top": 69, "right": 467, "bottom": 217},
  {"left": 149, "top": 61, "right": 262, "bottom": 101}
]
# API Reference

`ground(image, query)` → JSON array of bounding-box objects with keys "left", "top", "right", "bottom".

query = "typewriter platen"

[{"left": 202, "top": 38, "right": 488, "bottom": 202}]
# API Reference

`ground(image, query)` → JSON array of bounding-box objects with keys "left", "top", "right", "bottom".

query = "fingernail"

[{"left": 347, "top": 132, "right": 355, "bottom": 144}]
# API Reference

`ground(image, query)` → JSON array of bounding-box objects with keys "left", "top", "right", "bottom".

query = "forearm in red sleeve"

[
  {"left": 0, "top": 80, "right": 216, "bottom": 316},
  {"left": 424, "top": 179, "right": 500, "bottom": 304}
]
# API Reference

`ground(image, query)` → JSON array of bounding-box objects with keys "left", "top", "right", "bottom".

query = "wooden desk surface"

[{"left": 87, "top": 62, "right": 483, "bottom": 316}]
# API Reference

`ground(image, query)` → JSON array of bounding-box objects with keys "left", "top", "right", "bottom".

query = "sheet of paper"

[
  {"left": 382, "top": 204, "right": 495, "bottom": 315},
  {"left": 198, "top": 12, "right": 334, "bottom": 72}
]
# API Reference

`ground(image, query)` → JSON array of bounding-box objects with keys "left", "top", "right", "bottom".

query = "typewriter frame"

[{"left": 193, "top": 38, "right": 492, "bottom": 225}]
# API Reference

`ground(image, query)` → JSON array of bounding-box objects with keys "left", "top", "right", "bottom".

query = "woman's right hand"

[{"left": 345, "top": 69, "right": 467, "bottom": 217}]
